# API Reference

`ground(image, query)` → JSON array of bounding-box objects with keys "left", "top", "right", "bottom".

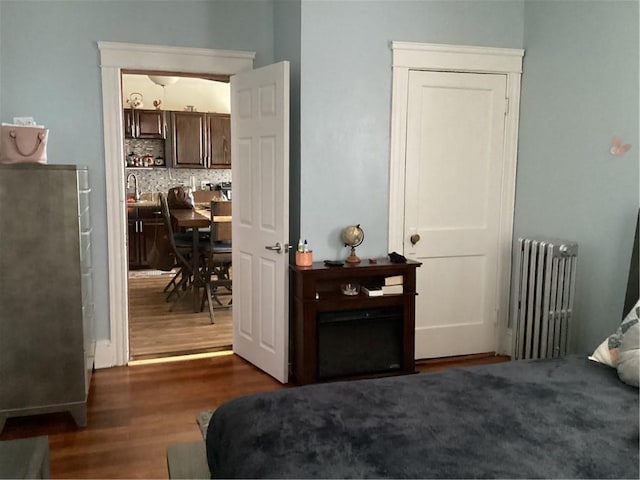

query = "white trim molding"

[
  {"left": 391, "top": 41, "right": 523, "bottom": 73},
  {"left": 388, "top": 41, "right": 524, "bottom": 356},
  {"left": 98, "top": 42, "right": 255, "bottom": 72},
  {"left": 96, "top": 42, "right": 254, "bottom": 368}
]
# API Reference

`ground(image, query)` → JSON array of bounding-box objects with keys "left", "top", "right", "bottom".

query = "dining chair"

[
  {"left": 158, "top": 192, "right": 197, "bottom": 308},
  {"left": 200, "top": 200, "right": 232, "bottom": 323}
]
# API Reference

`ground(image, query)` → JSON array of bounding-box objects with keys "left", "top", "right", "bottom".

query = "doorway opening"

[
  {"left": 121, "top": 70, "right": 233, "bottom": 361},
  {"left": 98, "top": 42, "right": 255, "bottom": 368}
]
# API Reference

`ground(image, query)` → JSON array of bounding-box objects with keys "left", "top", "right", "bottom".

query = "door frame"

[
  {"left": 388, "top": 42, "right": 524, "bottom": 355},
  {"left": 97, "top": 42, "right": 255, "bottom": 367}
]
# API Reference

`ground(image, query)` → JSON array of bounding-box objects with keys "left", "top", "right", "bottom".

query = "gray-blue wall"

[
  {"left": 0, "top": 0, "right": 275, "bottom": 340},
  {"left": 299, "top": 0, "right": 524, "bottom": 259},
  {"left": 274, "top": 0, "right": 302, "bottom": 254},
  {"left": 297, "top": 0, "right": 638, "bottom": 354},
  {"left": 0, "top": 0, "right": 637, "bottom": 355},
  {"left": 516, "top": 0, "right": 639, "bottom": 352}
]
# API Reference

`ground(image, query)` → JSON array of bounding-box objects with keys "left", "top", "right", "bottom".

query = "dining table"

[{"left": 170, "top": 206, "right": 232, "bottom": 312}]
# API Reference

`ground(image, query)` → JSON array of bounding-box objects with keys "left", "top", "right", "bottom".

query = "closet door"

[{"left": 404, "top": 71, "right": 507, "bottom": 359}]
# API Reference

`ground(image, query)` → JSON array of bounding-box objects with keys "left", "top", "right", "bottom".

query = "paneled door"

[
  {"left": 231, "top": 61, "right": 290, "bottom": 383},
  {"left": 404, "top": 70, "right": 508, "bottom": 358}
]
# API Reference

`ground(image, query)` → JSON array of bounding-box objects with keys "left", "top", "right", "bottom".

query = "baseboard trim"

[{"left": 95, "top": 340, "right": 117, "bottom": 369}]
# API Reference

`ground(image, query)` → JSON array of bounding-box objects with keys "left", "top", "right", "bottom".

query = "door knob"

[
  {"left": 410, "top": 234, "right": 421, "bottom": 245},
  {"left": 265, "top": 242, "right": 283, "bottom": 254}
]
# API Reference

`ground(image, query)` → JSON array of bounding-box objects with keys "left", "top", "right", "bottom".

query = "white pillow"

[
  {"left": 616, "top": 321, "right": 639, "bottom": 387},
  {"left": 589, "top": 337, "right": 614, "bottom": 366},
  {"left": 589, "top": 300, "right": 640, "bottom": 372}
]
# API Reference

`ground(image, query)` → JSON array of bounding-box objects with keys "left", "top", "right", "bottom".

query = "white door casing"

[
  {"left": 388, "top": 42, "right": 524, "bottom": 358},
  {"left": 231, "top": 61, "right": 290, "bottom": 383},
  {"left": 97, "top": 42, "right": 255, "bottom": 367},
  {"left": 406, "top": 70, "right": 506, "bottom": 358}
]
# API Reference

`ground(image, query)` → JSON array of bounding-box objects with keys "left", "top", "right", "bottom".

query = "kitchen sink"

[{"left": 126, "top": 192, "right": 160, "bottom": 207}]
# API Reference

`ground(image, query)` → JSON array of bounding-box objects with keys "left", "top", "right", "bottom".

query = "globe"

[
  {"left": 341, "top": 224, "right": 364, "bottom": 264},
  {"left": 341, "top": 224, "right": 364, "bottom": 248}
]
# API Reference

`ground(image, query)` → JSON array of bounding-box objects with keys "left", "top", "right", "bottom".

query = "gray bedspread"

[{"left": 206, "top": 356, "right": 639, "bottom": 478}]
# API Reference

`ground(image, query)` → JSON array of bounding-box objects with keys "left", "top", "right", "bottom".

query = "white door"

[
  {"left": 405, "top": 70, "right": 507, "bottom": 359},
  {"left": 231, "top": 61, "right": 290, "bottom": 383}
]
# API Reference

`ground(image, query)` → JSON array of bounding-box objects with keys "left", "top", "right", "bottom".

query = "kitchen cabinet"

[
  {"left": 127, "top": 205, "right": 164, "bottom": 269},
  {"left": 208, "top": 113, "right": 231, "bottom": 168},
  {"left": 124, "top": 109, "right": 166, "bottom": 139},
  {"left": 169, "top": 111, "right": 231, "bottom": 169},
  {"left": 170, "top": 111, "right": 207, "bottom": 168},
  {"left": 290, "top": 259, "right": 420, "bottom": 385},
  {"left": 0, "top": 164, "right": 95, "bottom": 431},
  {"left": 127, "top": 210, "right": 143, "bottom": 268}
]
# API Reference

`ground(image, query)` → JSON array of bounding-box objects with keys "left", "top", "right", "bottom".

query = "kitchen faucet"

[{"left": 126, "top": 173, "right": 140, "bottom": 201}]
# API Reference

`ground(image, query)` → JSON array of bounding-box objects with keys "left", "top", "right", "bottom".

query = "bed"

[{"left": 206, "top": 354, "right": 639, "bottom": 478}]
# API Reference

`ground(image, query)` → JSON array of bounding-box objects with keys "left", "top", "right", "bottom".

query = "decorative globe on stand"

[{"left": 341, "top": 224, "right": 365, "bottom": 264}]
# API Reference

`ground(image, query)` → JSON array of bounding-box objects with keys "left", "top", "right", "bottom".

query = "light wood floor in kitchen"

[{"left": 128, "top": 270, "right": 232, "bottom": 360}]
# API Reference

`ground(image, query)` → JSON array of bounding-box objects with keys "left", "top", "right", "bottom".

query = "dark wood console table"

[{"left": 290, "top": 258, "right": 421, "bottom": 384}]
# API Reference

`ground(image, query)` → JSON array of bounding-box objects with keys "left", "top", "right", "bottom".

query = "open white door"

[{"left": 231, "top": 61, "right": 290, "bottom": 383}]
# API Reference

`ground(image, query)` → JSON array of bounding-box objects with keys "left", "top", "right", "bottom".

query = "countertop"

[{"left": 126, "top": 199, "right": 159, "bottom": 208}]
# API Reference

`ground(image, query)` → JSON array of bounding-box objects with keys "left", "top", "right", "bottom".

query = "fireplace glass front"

[{"left": 317, "top": 306, "right": 403, "bottom": 380}]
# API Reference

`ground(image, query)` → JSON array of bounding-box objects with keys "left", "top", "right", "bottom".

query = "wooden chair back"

[
  {"left": 211, "top": 201, "right": 232, "bottom": 246},
  {"left": 159, "top": 192, "right": 192, "bottom": 271}
]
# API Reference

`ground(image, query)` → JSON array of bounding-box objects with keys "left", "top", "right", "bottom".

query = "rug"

[
  {"left": 166, "top": 411, "right": 215, "bottom": 479},
  {"left": 196, "top": 410, "right": 214, "bottom": 439},
  {"left": 167, "top": 442, "right": 209, "bottom": 479},
  {"left": 128, "top": 268, "right": 178, "bottom": 279}
]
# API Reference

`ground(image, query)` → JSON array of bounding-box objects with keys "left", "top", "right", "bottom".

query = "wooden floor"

[
  {"left": 128, "top": 271, "right": 233, "bottom": 360},
  {"left": 0, "top": 352, "right": 508, "bottom": 479}
]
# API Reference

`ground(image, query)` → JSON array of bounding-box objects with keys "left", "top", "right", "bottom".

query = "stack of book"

[
  {"left": 361, "top": 285, "right": 383, "bottom": 296},
  {"left": 361, "top": 275, "right": 404, "bottom": 296},
  {"left": 381, "top": 275, "right": 403, "bottom": 295}
]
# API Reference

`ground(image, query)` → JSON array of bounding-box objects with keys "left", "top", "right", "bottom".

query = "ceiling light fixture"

[{"left": 148, "top": 75, "right": 179, "bottom": 87}]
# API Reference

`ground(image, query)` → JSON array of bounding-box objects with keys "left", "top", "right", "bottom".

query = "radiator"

[{"left": 511, "top": 237, "right": 578, "bottom": 360}]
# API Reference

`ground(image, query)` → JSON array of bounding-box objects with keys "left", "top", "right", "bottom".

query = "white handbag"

[{"left": 0, "top": 124, "right": 48, "bottom": 164}]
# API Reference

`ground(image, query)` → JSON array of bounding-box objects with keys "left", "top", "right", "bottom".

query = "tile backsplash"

[
  {"left": 125, "top": 138, "right": 165, "bottom": 163},
  {"left": 124, "top": 138, "right": 231, "bottom": 194},
  {"left": 125, "top": 167, "right": 231, "bottom": 194}
]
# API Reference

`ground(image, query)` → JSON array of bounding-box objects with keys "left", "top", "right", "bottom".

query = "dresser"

[{"left": 0, "top": 164, "right": 95, "bottom": 431}]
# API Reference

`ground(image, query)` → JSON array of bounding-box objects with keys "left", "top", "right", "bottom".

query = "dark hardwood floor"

[{"left": 0, "top": 352, "right": 508, "bottom": 479}]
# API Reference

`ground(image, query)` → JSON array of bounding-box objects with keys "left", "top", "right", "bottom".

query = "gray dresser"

[{"left": 0, "top": 164, "right": 95, "bottom": 431}]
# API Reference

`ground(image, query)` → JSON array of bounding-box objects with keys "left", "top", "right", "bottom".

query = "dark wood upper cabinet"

[
  {"left": 124, "top": 109, "right": 135, "bottom": 138},
  {"left": 124, "top": 109, "right": 166, "bottom": 139},
  {"left": 208, "top": 113, "right": 231, "bottom": 168},
  {"left": 137, "top": 110, "right": 166, "bottom": 138},
  {"left": 169, "top": 111, "right": 231, "bottom": 169},
  {"left": 170, "top": 111, "right": 208, "bottom": 169},
  {"left": 125, "top": 109, "right": 231, "bottom": 169}
]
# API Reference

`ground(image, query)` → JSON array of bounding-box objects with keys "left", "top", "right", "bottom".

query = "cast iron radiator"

[{"left": 511, "top": 237, "right": 578, "bottom": 360}]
